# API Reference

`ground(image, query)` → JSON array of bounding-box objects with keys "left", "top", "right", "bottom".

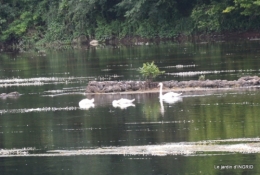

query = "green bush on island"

[
  {"left": 138, "top": 62, "right": 164, "bottom": 88},
  {"left": 198, "top": 75, "right": 205, "bottom": 81}
]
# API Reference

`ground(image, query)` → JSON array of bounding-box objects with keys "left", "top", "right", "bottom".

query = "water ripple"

[
  {"left": 0, "top": 106, "right": 78, "bottom": 114},
  {"left": 0, "top": 77, "right": 92, "bottom": 87},
  {"left": 167, "top": 69, "right": 258, "bottom": 76},
  {"left": 1, "top": 138, "right": 260, "bottom": 157}
]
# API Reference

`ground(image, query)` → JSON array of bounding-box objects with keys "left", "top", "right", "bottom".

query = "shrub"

[
  {"left": 199, "top": 75, "right": 205, "bottom": 81},
  {"left": 138, "top": 61, "right": 164, "bottom": 87}
]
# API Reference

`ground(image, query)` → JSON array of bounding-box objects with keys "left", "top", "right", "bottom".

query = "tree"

[
  {"left": 223, "top": 0, "right": 260, "bottom": 16},
  {"left": 191, "top": 3, "right": 226, "bottom": 33}
]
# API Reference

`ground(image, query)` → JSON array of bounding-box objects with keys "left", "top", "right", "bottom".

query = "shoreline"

[{"left": 2, "top": 31, "right": 260, "bottom": 50}]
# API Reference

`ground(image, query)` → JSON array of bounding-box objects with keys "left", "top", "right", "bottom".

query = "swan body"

[
  {"left": 112, "top": 103, "right": 135, "bottom": 109},
  {"left": 112, "top": 98, "right": 135, "bottom": 105},
  {"left": 79, "top": 98, "right": 95, "bottom": 109},
  {"left": 162, "top": 96, "right": 183, "bottom": 104},
  {"left": 158, "top": 83, "right": 182, "bottom": 100}
]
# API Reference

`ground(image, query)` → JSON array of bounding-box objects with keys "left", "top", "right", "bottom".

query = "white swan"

[
  {"left": 112, "top": 103, "right": 135, "bottom": 109},
  {"left": 112, "top": 98, "right": 135, "bottom": 105},
  {"left": 163, "top": 96, "right": 183, "bottom": 104},
  {"left": 79, "top": 98, "right": 95, "bottom": 109},
  {"left": 158, "top": 83, "right": 182, "bottom": 100}
]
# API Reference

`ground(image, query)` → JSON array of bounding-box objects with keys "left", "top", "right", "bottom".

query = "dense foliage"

[{"left": 1, "top": 0, "right": 260, "bottom": 44}]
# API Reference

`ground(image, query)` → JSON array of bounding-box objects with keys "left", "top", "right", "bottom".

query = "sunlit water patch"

[
  {"left": 161, "top": 64, "right": 197, "bottom": 69},
  {"left": 0, "top": 148, "right": 35, "bottom": 156},
  {"left": 0, "top": 107, "right": 79, "bottom": 114},
  {"left": 42, "top": 87, "right": 86, "bottom": 97},
  {"left": 1, "top": 138, "right": 260, "bottom": 157},
  {"left": 167, "top": 69, "right": 259, "bottom": 77},
  {"left": 0, "top": 77, "right": 92, "bottom": 87}
]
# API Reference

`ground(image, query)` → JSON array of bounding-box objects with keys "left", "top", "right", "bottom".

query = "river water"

[{"left": 0, "top": 41, "right": 260, "bottom": 174}]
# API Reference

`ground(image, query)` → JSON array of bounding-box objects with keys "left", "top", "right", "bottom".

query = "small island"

[{"left": 86, "top": 76, "right": 260, "bottom": 94}]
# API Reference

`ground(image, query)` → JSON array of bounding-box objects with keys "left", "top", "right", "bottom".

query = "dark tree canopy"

[{"left": 0, "top": 0, "right": 260, "bottom": 44}]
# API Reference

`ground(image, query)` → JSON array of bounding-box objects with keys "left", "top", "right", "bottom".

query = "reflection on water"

[
  {"left": 112, "top": 98, "right": 136, "bottom": 109},
  {"left": 159, "top": 97, "right": 183, "bottom": 116},
  {"left": 162, "top": 96, "right": 183, "bottom": 104},
  {"left": 160, "top": 100, "right": 165, "bottom": 116},
  {"left": 1, "top": 42, "right": 260, "bottom": 174}
]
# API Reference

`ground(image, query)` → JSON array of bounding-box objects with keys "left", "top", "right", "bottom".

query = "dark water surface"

[{"left": 1, "top": 41, "right": 260, "bottom": 174}]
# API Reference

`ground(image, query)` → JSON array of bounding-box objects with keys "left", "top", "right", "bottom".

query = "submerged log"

[{"left": 85, "top": 76, "right": 260, "bottom": 93}]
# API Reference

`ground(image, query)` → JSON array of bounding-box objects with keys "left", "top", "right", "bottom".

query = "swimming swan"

[
  {"left": 162, "top": 96, "right": 183, "bottom": 104},
  {"left": 79, "top": 98, "right": 95, "bottom": 109},
  {"left": 112, "top": 98, "right": 135, "bottom": 105},
  {"left": 158, "top": 83, "right": 182, "bottom": 100},
  {"left": 112, "top": 103, "right": 135, "bottom": 109}
]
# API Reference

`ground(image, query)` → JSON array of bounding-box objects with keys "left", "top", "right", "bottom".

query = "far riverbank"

[{"left": 1, "top": 31, "right": 260, "bottom": 50}]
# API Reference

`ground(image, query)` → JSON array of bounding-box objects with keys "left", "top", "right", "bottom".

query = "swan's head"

[{"left": 158, "top": 82, "right": 163, "bottom": 87}]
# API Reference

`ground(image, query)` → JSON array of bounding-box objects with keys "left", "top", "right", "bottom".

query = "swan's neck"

[{"left": 159, "top": 85, "right": 163, "bottom": 98}]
